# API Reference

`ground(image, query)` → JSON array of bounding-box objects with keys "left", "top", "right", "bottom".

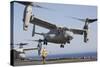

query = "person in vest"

[{"left": 41, "top": 47, "right": 48, "bottom": 64}]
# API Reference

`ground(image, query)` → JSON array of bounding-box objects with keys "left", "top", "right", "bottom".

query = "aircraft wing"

[
  {"left": 30, "top": 17, "right": 57, "bottom": 30},
  {"left": 23, "top": 48, "right": 38, "bottom": 51},
  {"left": 70, "top": 29, "right": 85, "bottom": 35}
]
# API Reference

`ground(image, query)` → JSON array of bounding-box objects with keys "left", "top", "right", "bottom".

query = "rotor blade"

[
  {"left": 15, "top": 43, "right": 28, "bottom": 45},
  {"left": 27, "top": 40, "right": 39, "bottom": 42},
  {"left": 70, "top": 16, "right": 85, "bottom": 22},
  {"left": 23, "top": 48, "right": 38, "bottom": 51},
  {"left": 33, "top": 4, "right": 50, "bottom": 10},
  {"left": 13, "top": 1, "right": 33, "bottom": 5},
  {"left": 87, "top": 19, "right": 97, "bottom": 23},
  {"left": 13, "top": 1, "right": 52, "bottom": 10},
  {"left": 19, "top": 43, "right": 28, "bottom": 45},
  {"left": 69, "top": 16, "right": 97, "bottom": 23},
  {"left": 27, "top": 39, "right": 44, "bottom": 42}
]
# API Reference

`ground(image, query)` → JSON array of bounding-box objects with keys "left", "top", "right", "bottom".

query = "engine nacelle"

[
  {"left": 83, "top": 30, "right": 88, "bottom": 43},
  {"left": 32, "top": 24, "right": 35, "bottom": 37},
  {"left": 23, "top": 5, "right": 32, "bottom": 31},
  {"left": 83, "top": 23, "right": 89, "bottom": 43}
]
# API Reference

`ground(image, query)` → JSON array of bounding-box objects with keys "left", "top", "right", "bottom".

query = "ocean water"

[{"left": 27, "top": 52, "right": 97, "bottom": 60}]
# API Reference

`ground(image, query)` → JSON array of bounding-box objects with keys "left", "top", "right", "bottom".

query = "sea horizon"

[{"left": 26, "top": 52, "right": 97, "bottom": 60}]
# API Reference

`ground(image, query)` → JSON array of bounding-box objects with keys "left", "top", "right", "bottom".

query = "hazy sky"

[{"left": 13, "top": 2, "right": 97, "bottom": 56}]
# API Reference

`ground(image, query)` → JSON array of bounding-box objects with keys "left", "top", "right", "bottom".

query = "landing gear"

[
  {"left": 67, "top": 37, "right": 71, "bottom": 44},
  {"left": 84, "top": 38, "right": 89, "bottom": 43},
  {"left": 60, "top": 44, "right": 64, "bottom": 48},
  {"left": 67, "top": 40, "right": 70, "bottom": 44}
]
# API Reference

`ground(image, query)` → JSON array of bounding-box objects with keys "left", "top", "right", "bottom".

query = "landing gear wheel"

[
  {"left": 67, "top": 40, "right": 70, "bottom": 44},
  {"left": 43, "top": 41, "right": 47, "bottom": 45},
  {"left": 67, "top": 38, "right": 70, "bottom": 44},
  {"left": 60, "top": 45, "right": 64, "bottom": 48},
  {"left": 84, "top": 38, "right": 89, "bottom": 43},
  {"left": 87, "top": 38, "right": 89, "bottom": 41}
]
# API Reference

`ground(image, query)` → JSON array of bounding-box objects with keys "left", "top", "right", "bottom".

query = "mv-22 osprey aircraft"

[{"left": 13, "top": 1, "right": 97, "bottom": 55}]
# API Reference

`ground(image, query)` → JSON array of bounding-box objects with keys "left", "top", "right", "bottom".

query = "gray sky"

[{"left": 13, "top": 2, "right": 97, "bottom": 56}]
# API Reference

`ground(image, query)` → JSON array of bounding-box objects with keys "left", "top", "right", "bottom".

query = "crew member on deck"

[{"left": 41, "top": 47, "right": 48, "bottom": 64}]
